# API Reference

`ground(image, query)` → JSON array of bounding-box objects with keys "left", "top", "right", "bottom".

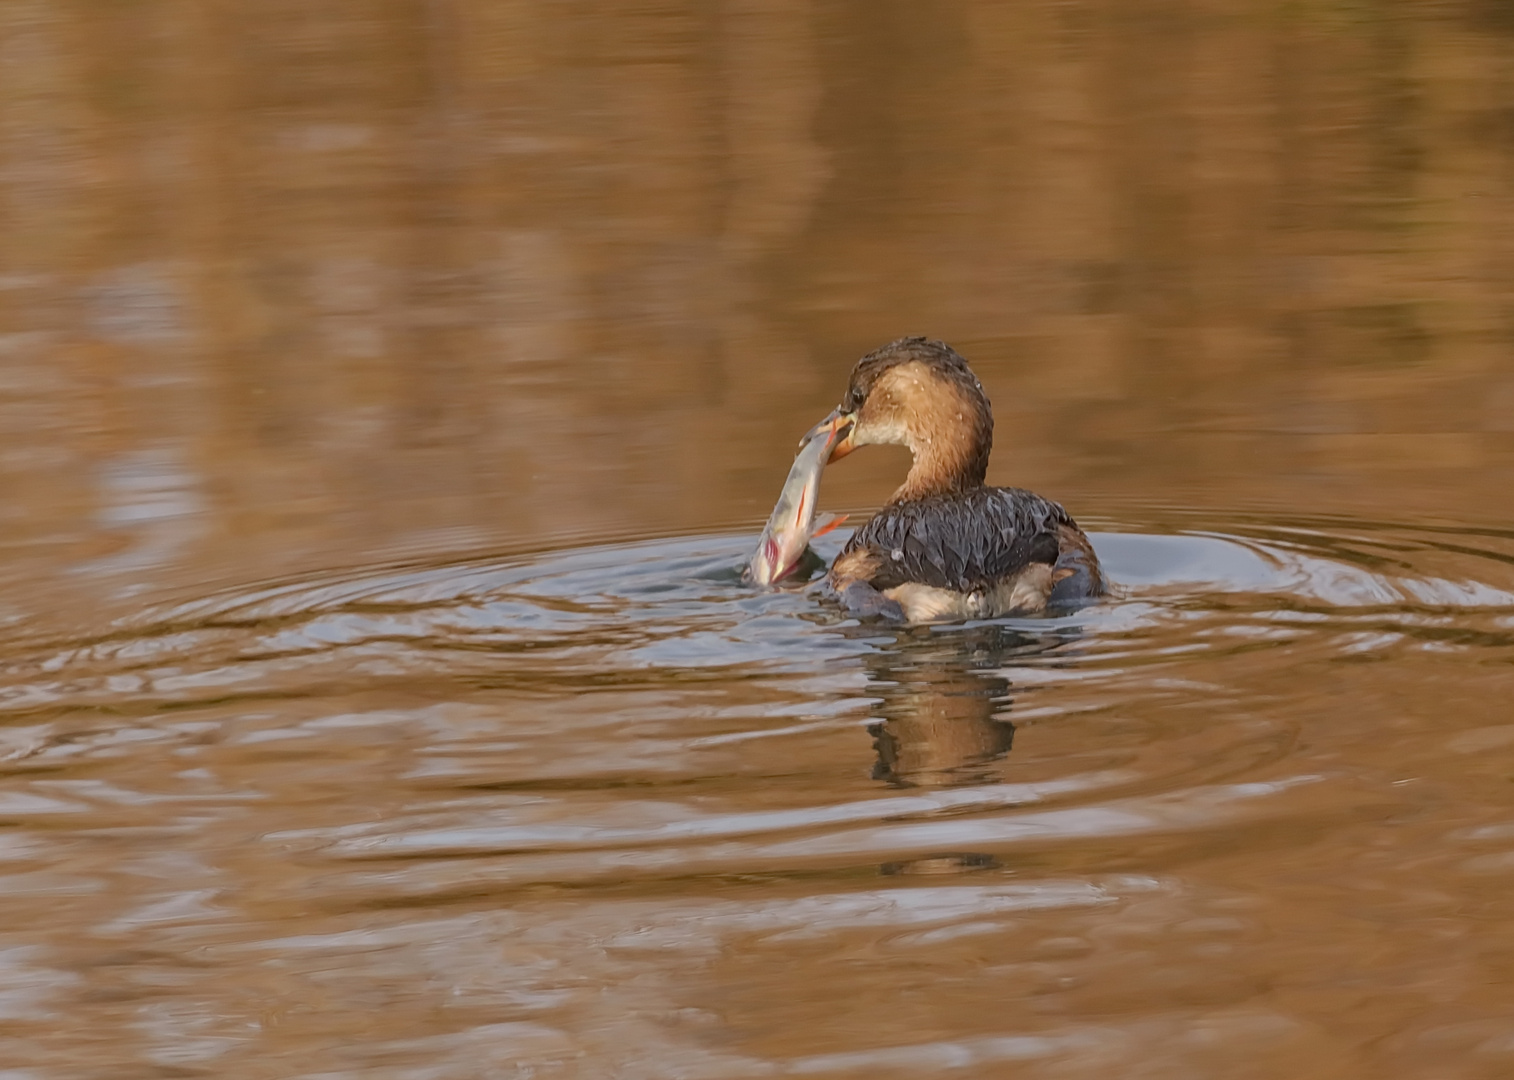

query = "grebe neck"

[{"left": 888, "top": 431, "right": 990, "bottom": 504}]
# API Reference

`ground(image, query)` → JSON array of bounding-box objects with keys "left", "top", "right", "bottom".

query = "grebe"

[{"left": 803, "top": 337, "right": 1105, "bottom": 622}]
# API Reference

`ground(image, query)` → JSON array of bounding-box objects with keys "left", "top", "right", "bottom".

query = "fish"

[{"left": 745, "top": 426, "right": 848, "bottom": 586}]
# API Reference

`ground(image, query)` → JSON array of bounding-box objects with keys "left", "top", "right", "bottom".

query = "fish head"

[{"left": 747, "top": 531, "right": 792, "bottom": 587}]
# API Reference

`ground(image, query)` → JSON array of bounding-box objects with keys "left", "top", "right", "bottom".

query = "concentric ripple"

[{"left": 2, "top": 516, "right": 1514, "bottom": 1074}]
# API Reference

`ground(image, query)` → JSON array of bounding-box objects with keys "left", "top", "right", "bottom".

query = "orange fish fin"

[{"left": 811, "top": 513, "right": 849, "bottom": 538}]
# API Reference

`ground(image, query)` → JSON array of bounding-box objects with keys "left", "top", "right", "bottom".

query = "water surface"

[
  {"left": 3, "top": 518, "right": 1514, "bottom": 1076},
  {"left": 4, "top": 1, "right": 1514, "bottom": 1076}
]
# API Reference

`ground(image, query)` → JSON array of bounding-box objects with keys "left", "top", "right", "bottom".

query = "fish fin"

[{"left": 811, "top": 513, "right": 849, "bottom": 538}]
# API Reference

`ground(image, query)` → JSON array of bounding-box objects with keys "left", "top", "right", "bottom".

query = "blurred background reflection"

[{"left": 3, "top": 0, "right": 1512, "bottom": 621}]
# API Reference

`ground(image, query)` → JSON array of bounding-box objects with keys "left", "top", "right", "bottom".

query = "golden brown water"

[{"left": 4, "top": 2, "right": 1514, "bottom": 1076}]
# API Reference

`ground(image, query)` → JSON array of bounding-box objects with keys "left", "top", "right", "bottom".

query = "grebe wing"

[{"left": 841, "top": 487, "right": 1071, "bottom": 593}]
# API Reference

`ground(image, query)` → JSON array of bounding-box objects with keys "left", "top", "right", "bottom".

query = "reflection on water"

[
  {"left": 3, "top": 0, "right": 1514, "bottom": 622},
  {"left": 0, "top": 524, "right": 1513, "bottom": 1074},
  {"left": 866, "top": 625, "right": 1027, "bottom": 788},
  {"left": 3, "top": 1, "right": 1514, "bottom": 1076}
]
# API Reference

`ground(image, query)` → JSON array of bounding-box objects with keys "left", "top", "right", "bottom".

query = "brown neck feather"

[
  {"left": 890, "top": 438, "right": 988, "bottom": 502},
  {"left": 886, "top": 378, "right": 992, "bottom": 504},
  {"left": 846, "top": 356, "right": 995, "bottom": 504}
]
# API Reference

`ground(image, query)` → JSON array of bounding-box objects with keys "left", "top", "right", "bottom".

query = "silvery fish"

[{"left": 745, "top": 425, "right": 848, "bottom": 586}]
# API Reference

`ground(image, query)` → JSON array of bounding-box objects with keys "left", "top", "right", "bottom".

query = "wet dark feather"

[{"left": 840, "top": 487, "right": 1074, "bottom": 593}]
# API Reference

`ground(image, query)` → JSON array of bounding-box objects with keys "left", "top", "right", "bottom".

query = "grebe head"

[{"left": 804, "top": 337, "right": 993, "bottom": 502}]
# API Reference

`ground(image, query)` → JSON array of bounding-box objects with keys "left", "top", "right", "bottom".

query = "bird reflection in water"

[
  {"left": 865, "top": 622, "right": 1062, "bottom": 787},
  {"left": 856, "top": 621, "right": 1077, "bottom": 872}
]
